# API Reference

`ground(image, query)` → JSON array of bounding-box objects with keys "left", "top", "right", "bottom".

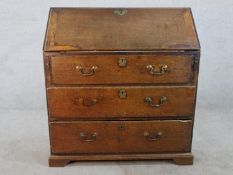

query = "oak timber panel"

[
  {"left": 47, "top": 86, "right": 196, "bottom": 119},
  {"left": 44, "top": 8, "right": 200, "bottom": 51},
  {"left": 50, "top": 120, "right": 192, "bottom": 154},
  {"left": 50, "top": 55, "right": 193, "bottom": 85}
]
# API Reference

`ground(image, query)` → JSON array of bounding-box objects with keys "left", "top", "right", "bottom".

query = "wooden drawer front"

[
  {"left": 47, "top": 86, "right": 195, "bottom": 119},
  {"left": 50, "top": 55, "right": 193, "bottom": 85},
  {"left": 50, "top": 120, "right": 192, "bottom": 154}
]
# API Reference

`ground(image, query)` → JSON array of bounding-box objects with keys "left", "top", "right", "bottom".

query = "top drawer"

[{"left": 50, "top": 55, "right": 193, "bottom": 85}]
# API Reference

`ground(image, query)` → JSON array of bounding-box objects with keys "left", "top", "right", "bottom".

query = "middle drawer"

[{"left": 47, "top": 86, "right": 195, "bottom": 120}]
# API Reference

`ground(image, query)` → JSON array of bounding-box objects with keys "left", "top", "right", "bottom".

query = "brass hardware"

[
  {"left": 144, "top": 131, "right": 163, "bottom": 141},
  {"left": 144, "top": 96, "right": 167, "bottom": 108},
  {"left": 76, "top": 65, "right": 98, "bottom": 76},
  {"left": 118, "top": 57, "right": 127, "bottom": 67},
  {"left": 114, "top": 9, "right": 128, "bottom": 16},
  {"left": 118, "top": 89, "right": 127, "bottom": 99},
  {"left": 146, "top": 64, "right": 168, "bottom": 75},
  {"left": 80, "top": 132, "right": 98, "bottom": 142},
  {"left": 73, "top": 97, "right": 98, "bottom": 107}
]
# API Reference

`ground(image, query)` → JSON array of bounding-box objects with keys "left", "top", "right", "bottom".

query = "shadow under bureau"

[{"left": 43, "top": 8, "right": 200, "bottom": 167}]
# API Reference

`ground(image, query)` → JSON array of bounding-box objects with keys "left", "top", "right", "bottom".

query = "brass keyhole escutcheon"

[
  {"left": 114, "top": 9, "right": 128, "bottom": 16},
  {"left": 118, "top": 89, "right": 127, "bottom": 99},
  {"left": 118, "top": 57, "right": 127, "bottom": 67}
]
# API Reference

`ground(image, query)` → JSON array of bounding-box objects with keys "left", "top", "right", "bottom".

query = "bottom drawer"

[{"left": 50, "top": 120, "right": 192, "bottom": 154}]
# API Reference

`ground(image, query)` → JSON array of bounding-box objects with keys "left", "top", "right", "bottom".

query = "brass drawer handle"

[
  {"left": 73, "top": 98, "right": 98, "bottom": 107},
  {"left": 80, "top": 132, "right": 98, "bottom": 142},
  {"left": 144, "top": 96, "right": 167, "bottom": 108},
  {"left": 144, "top": 131, "right": 163, "bottom": 141},
  {"left": 146, "top": 64, "right": 168, "bottom": 75},
  {"left": 76, "top": 65, "right": 98, "bottom": 76}
]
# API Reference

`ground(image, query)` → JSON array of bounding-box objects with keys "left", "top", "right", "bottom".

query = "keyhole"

[
  {"left": 118, "top": 89, "right": 127, "bottom": 99},
  {"left": 118, "top": 58, "right": 127, "bottom": 67},
  {"left": 118, "top": 124, "right": 125, "bottom": 130}
]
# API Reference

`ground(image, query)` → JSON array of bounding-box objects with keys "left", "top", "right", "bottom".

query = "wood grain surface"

[
  {"left": 47, "top": 86, "right": 196, "bottom": 119},
  {"left": 43, "top": 8, "right": 201, "bottom": 166},
  {"left": 44, "top": 8, "right": 200, "bottom": 52},
  {"left": 50, "top": 120, "right": 192, "bottom": 154},
  {"left": 50, "top": 55, "right": 194, "bottom": 85},
  {"left": 49, "top": 153, "right": 194, "bottom": 167}
]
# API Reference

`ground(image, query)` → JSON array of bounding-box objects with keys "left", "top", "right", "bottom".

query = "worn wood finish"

[
  {"left": 47, "top": 86, "right": 196, "bottom": 119},
  {"left": 50, "top": 55, "right": 194, "bottom": 85},
  {"left": 44, "top": 8, "right": 200, "bottom": 52},
  {"left": 50, "top": 120, "right": 192, "bottom": 154},
  {"left": 49, "top": 153, "right": 194, "bottom": 167},
  {"left": 43, "top": 8, "right": 201, "bottom": 167}
]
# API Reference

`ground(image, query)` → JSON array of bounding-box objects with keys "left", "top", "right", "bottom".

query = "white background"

[{"left": 0, "top": 0, "right": 233, "bottom": 174}]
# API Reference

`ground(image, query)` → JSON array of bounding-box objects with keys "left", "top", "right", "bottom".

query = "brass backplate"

[
  {"left": 114, "top": 9, "right": 128, "bottom": 16},
  {"left": 118, "top": 57, "right": 127, "bottom": 67},
  {"left": 118, "top": 89, "right": 127, "bottom": 99}
]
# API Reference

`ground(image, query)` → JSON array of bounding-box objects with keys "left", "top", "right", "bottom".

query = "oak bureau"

[{"left": 43, "top": 8, "right": 200, "bottom": 167}]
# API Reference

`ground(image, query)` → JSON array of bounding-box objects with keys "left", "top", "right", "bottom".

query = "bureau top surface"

[{"left": 44, "top": 8, "right": 200, "bottom": 52}]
